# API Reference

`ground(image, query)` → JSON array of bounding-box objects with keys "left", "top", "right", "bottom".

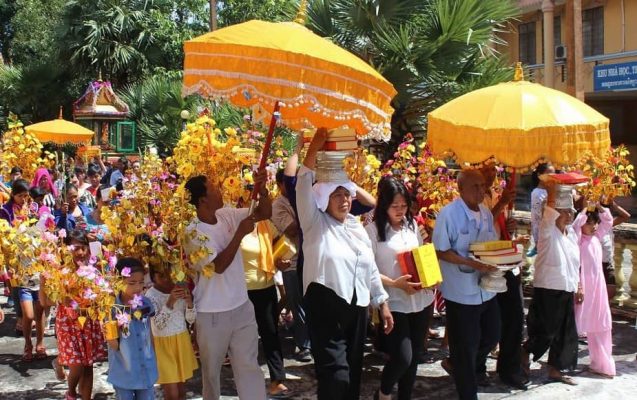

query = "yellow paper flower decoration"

[{"left": 1, "top": 115, "right": 54, "bottom": 182}]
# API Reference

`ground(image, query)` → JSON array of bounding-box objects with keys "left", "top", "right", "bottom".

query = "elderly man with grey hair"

[{"left": 432, "top": 169, "right": 500, "bottom": 400}]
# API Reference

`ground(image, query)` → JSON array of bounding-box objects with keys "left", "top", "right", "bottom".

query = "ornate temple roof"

[{"left": 73, "top": 80, "right": 129, "bottom": 120}]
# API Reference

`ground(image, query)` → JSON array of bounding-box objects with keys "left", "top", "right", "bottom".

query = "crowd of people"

[{"left": 0, "top": 127, "right": 631, "bottom": 400}]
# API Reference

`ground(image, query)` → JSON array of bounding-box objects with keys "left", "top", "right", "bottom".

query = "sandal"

[
  {"left": 65, "top": 391, "right": 78, "bottom": 400},
  {"left": 34, "top": 346, "right": 47, "bottom": 359},
  {"left": 22, "top": 345, "right": 33, "bottom": 362},
  {"left": 548, "top": 374, "right": 578, "bottom": 386}
]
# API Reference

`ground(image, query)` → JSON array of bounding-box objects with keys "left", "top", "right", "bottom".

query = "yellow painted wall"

[{"left": 499, "top": 0, "right": 637, "bottom": 90}]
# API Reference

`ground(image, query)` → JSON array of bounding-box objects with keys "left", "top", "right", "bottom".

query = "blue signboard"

[{"left": 594, "top": 61, "right": 637, "bottom": 91}]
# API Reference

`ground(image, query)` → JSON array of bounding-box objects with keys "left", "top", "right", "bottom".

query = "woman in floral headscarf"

[{"left": 31, "top": 168, "right": 59, "bottom": 209}]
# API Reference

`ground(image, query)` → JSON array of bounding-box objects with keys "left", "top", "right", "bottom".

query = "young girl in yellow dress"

[{"left": 145, "top": 265, "right": 198, "bottom": 400}]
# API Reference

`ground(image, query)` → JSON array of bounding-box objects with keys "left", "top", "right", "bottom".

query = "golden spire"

[
  {"left": 514, "top": 62, "right": 525, "bottom": 82},
  {"left": 294, "top": 0, "right": 308, "bottom": 25}
]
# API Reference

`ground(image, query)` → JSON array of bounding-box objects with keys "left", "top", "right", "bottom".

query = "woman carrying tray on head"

[
  {"left": 365, "top": 176, "right": 434, "bottom": 400},
  {"left": 297, "top": 128, "right": 393, "bottom": 400}
]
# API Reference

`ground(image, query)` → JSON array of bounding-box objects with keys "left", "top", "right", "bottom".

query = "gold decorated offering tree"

[
  {"left": 379, "top": 134, "right": 458, "bottom": 226},
  {"left": 571, "top": 145, "right": 636, "bottom": 202},
  {"left": 343, "top": 149, "right": 382, "bottom": 198},
  {"left": 1, "top": 115, "right": 55, "bottom": 182}
]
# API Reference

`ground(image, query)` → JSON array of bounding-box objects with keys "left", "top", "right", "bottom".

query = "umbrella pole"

[
  {"left": 248, "top": 101, "right": 280, "bottom": 215},
  {"left": 506, "top": 167, "right": 517, "bottom": 239}
]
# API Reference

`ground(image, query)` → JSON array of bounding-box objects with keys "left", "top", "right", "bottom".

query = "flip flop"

[{"left": 548, "top": 375, "right": 577, "bottom": 386}]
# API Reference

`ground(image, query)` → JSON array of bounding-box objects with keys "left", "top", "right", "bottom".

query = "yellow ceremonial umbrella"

[
  {"left": 182, "top": 2, "right": 396, "bottom": 140},
  {"left": 25, "top": 109, "right": 94, "bottom": 145},
  {"left": 427, "top": 63, "right": 611, "bottom": 170}
]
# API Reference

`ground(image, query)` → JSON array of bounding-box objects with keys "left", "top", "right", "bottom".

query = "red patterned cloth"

[{"left": 55, "top": 305, "right": 106, "bottom": 366}]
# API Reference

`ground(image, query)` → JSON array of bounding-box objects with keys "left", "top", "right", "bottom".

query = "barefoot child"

[
  {"left": 107, "top": 257, "right": 158, "bottom": 399},
  {"left": 145, "top": 265, "right": 198, "bottom": 400}
]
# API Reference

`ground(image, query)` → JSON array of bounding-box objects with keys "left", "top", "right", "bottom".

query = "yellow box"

[
  {"left": 412, "top": 244, "right": 443, "bottom": 288},
  {"left": 272, "top": 236, "right": 296, "bottom": 261}
]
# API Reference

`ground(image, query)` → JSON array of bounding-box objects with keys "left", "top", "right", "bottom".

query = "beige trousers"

[{"left": 196, "top": 300, "right": 266, "bottom": 400}]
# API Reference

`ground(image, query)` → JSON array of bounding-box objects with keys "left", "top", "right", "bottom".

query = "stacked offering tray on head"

[
  {"left": 324, "top": 127, "right": 358, "bottom": 152},
  {"left": 315, "top": 151, "right": 353, "bottom": 183},
  {"left": 539, "top": 172, "right": 589, "bottom": 186}
]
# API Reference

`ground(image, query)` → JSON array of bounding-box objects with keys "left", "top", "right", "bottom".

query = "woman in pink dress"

[{"left": 574, "top": 204, "right": 615, "bottom": 377}]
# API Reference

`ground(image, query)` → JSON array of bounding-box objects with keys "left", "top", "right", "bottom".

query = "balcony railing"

[{"left": 514, "top": 211, "right": 637, "bottom": 316}]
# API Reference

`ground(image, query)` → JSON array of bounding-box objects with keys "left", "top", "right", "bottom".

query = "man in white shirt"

[
  {"left": 522, "top": 180, "right": 582, "bottom": 386},
  {"left": 184, "top": 171, "right": 271, "bottom": 400}
]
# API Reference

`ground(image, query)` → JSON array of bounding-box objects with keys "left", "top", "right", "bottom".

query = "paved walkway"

[{"left": 1, "top": 294, "right": 636, "bottom": 400}]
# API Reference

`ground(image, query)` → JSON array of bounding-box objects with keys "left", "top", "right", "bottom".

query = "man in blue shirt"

[{"left": 432, "top": 169, "right": 500, "bottom": 400}]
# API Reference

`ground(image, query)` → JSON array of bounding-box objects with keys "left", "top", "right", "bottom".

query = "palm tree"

[
  {"left": 0, "top": 60, "right": 80, "bottom": 128},
  {"left": 295, "top": 0, "right": 519, "bottom": 154},
  {"left": 57, "top": 0, "right": 153, "bottom": 86},
  {"left": 118, "top": 73, "right": 198, "bottom": 156},
  {"left": 117, "top": 72, "right": 249, "bottom": 156}
]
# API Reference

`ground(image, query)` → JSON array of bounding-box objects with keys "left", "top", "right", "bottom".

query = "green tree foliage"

[
  {"left": 0, "top": 0, "right": 16, "bottom": 63},
  {"left": 218, "top": 0, "right": 296, "bottom": 26},
  {"left": 117, "top": 72, "right": 203, "bottom": 156},
  {"left": 58, "top": 0, "right": 208, "bottom": 86},
  {"left": 10, "top": 0, "right": 66, "bottom": 65},
  {"left": 298, "top": 0, "right": 519, "bottom": 147}
]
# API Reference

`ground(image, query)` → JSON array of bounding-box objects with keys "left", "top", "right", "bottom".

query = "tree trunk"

[{"left": 210, "top": 0, "right": 218, "bottom": 31}]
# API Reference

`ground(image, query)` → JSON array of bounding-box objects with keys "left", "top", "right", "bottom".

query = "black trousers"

[
  {"left": 446, "top": 298, "right": 501, "bottom": 400},
  {"left": 380, "top": 306, "right": 431, "bottom": 400},
  {"left": 524, "top": 287, "right": 578, "bottom": 371},
  {"left": 496, "top": 271, "right": 525, "bottom": 379},
  {"left": 305, "top": 283, "right": 368, "bottom": 400},
  {"left": 248, "top": 285, "right": 286, "bottom": 382}
]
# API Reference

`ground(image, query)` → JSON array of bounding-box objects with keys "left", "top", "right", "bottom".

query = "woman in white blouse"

[
  {"left": 365, "top": 177, "right": 434, "bottom": 400},
  {"left": 297, "top": 129, "right": 393, "bottom": 400}
]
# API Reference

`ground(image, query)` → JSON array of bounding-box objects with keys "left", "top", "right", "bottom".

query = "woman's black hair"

[
  {"left": 275, "top": 169, "right": 285, "bottom": 184},
  {"left": 64, "top": 229, "right": 89, "bottom": 246},
  {"left": 66, "top": 184, "right": 78, "bottom": 194},
  {"left": 374, "top": 176, "right": 415, "bottom": 242},
  {"left": 115, "top": 257, "right": 145, "bottom": 275},
  {"left": 531, "top": 163, "right": 552, "bottom": 188},
  {"left": 74, "top": 166, "right": 86, "bottom": 176},
  {"left": 28, "top": 187, "right": 46, "bottom": 200},
  {"left": 10, "top": 166, "right": 22, "bottom": 175},
  {"left": 87, "top": 164, "right": 101, "bottom": 177},
  {"left": 10, "top": 179, "right": 29, "bottom": 196},
  {"left": 586, "top": 209, "right": 602, "bottom": 225},
  {"left": 185, "top": 175, "right": 208, "bottom": 207}
]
